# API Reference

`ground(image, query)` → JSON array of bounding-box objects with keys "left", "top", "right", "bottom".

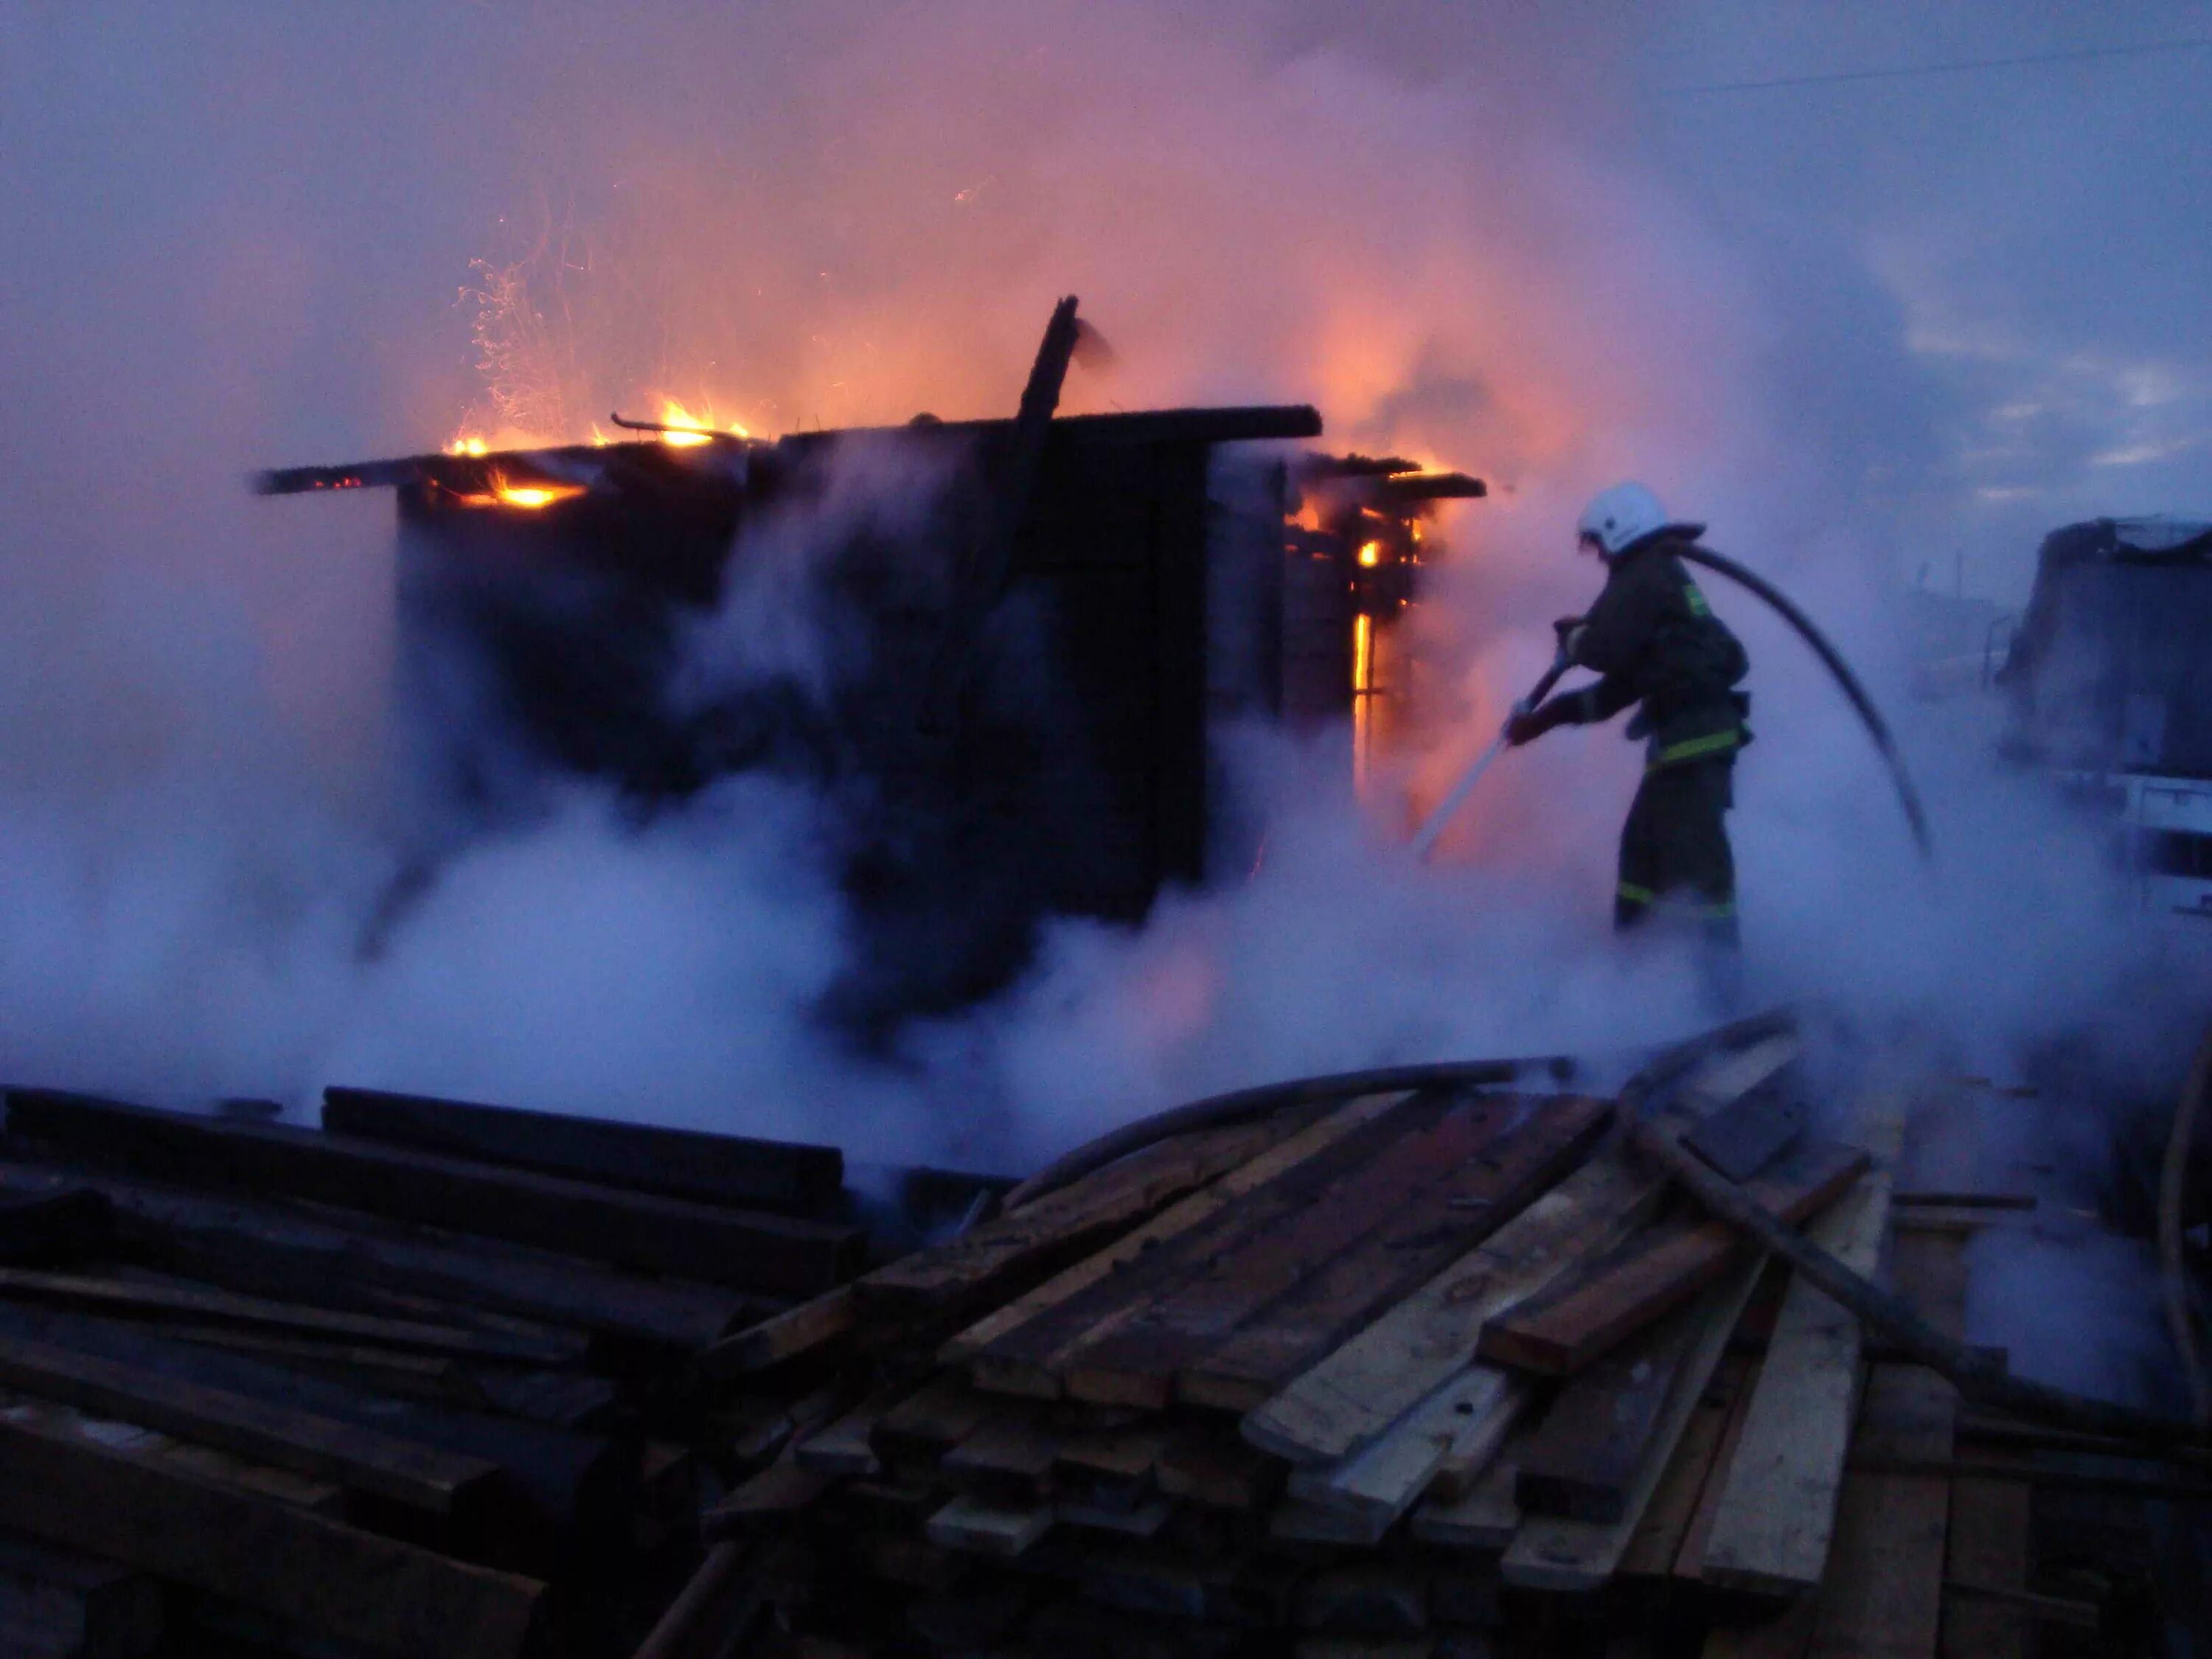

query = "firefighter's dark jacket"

[{"left": 1565, "top": 535, "right": 1750, "bottom": 762}]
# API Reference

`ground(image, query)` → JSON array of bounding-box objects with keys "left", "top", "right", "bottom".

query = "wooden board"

[
  {"left": 955, "top": 1092, "right": 1419, "bottom": 1396},
  {"left": 0, "top": 1265, "right": 580, "bottom": 1365},
  {"left": 860, "top": 1113, "right": 1319, "bottom": 1320},
  {"left": 1178, "top": 1096, "right": 1613, "bottom": 1411},
  {"left": 942, "top": 1412, "right": 1062, "bottom": 1503},
  {"left": 973, "top": 1092, "right": 1440, "bottom": 1401},
  {"left": 1514, "top": 1283, "right": 1730, "bottom": 1524},
  {"left": 1683, "top": 1082, "right": 1805, "bottom": 1183},
  {"left": 925, "top": 1494, "right": 1053, "bottom": 1559},
  {"left": 321, "top": 1085, "right": 844, "bottom": 1214},
  {"left": 872, "top": 1376, "right": 1000, "bottom": 1475},
  {"left": 1619, "top": 1356, "right": 1748, "bottom": 1579},
  {"left": 1941, "top": 1450, "right": 2031, "bottom": 1659},
  {"left": 0, "top": 1301, "right": 614, "bottom": 1531},
  {"left": 1411, "top": 1452, "right": 1521, "bottom": 1549},
  {"left": 0, "top": 1406, "right": 543, "bottom": 1659},
  {"left": 1501, "top": 1250, "right": 1767, "bottom": 1592},
  {"left": 0, "top": 1190, "right": 113, "bottom": 1267},
  {"left": 1477, "top": 1138, "right": 1868, "bottom": 1377},
  {"left": 1242, "top": 1138, "right": 1675, "bottom": 1467},
  {"left": 0, "top": 1531, "right": 162, "bottom": 1659},
  {"left": 0, "top": 1158, "right": 754, "bottom": 1350},
  {"left": 1065, "top": 1093, "right": 1596, "bottom": 1409},
  {"left": 1157, "top": 1429, "right": 1284, "bottom": 1510},
  {"left": 2, "top": 1088, "right": 858, "bottom": 1295},
  {"left": 1791, "top": 1228, "right": 1964, "bottom": 1659},
  {"left": 701, "top": 1287, "right": 856, "bottom": 1379},
  {"left": 0, "top": 1329, "right": 497, "bottom": 1515},
  {"left": 1288, "top": 1369, "right": 1528, "bottom": 1528},
  {"left": 1698, "top": 1169, "right": 1893, "bottom": 1594}
]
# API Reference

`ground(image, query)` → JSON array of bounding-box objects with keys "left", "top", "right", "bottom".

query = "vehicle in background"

[{"left": 1998, "top": 516, "right": 2212, "bottom": 922}]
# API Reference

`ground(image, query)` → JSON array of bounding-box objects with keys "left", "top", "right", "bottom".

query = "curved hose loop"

[
  {"left": 1001, "top": 1051, "right": 1577, "bottom": 1214},
  {"left": 1677, "top": 546, "right": 1935, "bottom": 860},
  {"left": 2161, "top": 1017, "right": 2212, "bottom": 1426}
]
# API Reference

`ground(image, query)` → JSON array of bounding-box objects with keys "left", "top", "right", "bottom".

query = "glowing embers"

[
  {"left": 1357, "top": 539, "right": 1385, "bottom": 568},
  {"left": 444, "top": 471, "right": 589, "bottom": 512},
  {"left": 653, "top": 397, "right": 747, "bottom": 447}
]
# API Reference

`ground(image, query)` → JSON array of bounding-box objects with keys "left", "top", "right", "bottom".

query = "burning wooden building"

[{"left": 257, "top": 303, "right": 1483, "bottom": 1031}]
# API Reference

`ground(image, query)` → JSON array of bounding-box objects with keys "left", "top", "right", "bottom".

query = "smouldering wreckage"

[{"left": 258, "top": 297, "right": 1483, "bottom": 1034}]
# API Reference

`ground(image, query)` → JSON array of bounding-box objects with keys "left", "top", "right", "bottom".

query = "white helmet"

[{"left": 1576, "top": 481, "right": 1702, "bottom": 558}]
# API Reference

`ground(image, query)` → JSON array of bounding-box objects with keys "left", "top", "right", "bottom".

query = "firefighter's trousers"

[{"left": 1615, "top": 754, "right": 1738, "bottom": 948}]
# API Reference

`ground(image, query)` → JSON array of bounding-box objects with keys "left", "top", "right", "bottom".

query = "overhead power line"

[{"left": 1669, "top": 35, "right": 2212, "bottom": 96}]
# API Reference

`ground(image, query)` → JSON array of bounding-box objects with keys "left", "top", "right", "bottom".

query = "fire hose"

[{"left": 1412, "top": 546, "right": 1935, "bottom": 863}]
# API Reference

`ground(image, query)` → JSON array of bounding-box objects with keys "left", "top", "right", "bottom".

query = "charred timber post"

[
  {"left": 922, "top": 296, "right": 1085, "bottom": 731},
  {"left": 319, "top": 1087, "right": 844, "bottom": 1216}
]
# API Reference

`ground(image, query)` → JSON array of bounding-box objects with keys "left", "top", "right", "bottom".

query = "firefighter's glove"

[
  {"left": 1552, "top": 616, "right": 1589, "bottom": 664},
  {"left": 1504, "top": 695, "right": 1579, "bottom": 748}
]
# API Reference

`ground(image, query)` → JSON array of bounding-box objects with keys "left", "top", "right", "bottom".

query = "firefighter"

[{"left": 1503, "top": 483, "right": 1750, "bottom": 947}]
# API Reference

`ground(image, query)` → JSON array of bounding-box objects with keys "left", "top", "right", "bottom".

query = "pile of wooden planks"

[
  {"left": 0, "top": 1082, "right": 869, "bottom": 1659},
  {"left": 695, "top": 1038, "right": 2057, "bottom": 1658}
]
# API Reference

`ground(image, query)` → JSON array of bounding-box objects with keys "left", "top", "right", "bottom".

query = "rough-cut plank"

[
  {"left": 1179, "top": 1096, "right": 1613, "bottom": 1411},
  {"left": 1683, "top": 1079, "right": 1805, "bottom": 1183},
  {"left": 0, "top": 1329, "right": 497, "bottom": 1515},
  {"left": 0, "top": 1265, "right": 580, "bottom": 1365},
  {"left": 1501, "top": 1251, "right": 1767, "bottom": 1593},
  {"left": 0, "top": 1190, "right": 114, "bottom": 1267},
  {"left": 1157, "top": 1429, "right": 1284, "bottom": 1509},
  {"left": 1700, "top": 1170, "right": 1893, "bottom": 1594},
  {"left": 795, "top": 1382, "right": 911, "bottom": 1477},
  {"left": 2, "top": 1089, "right": 858, "bottom": 1295},
  {"left": 1270, "top": 1496, "right": 1391, "bottom": 1547},
  {"left": 1478, "top": 1138, "right": 1868, "bottom": 1377},
  {"left": 1058, "top": 1495, "right": 1174, "bottom": 1537},
  {"left": 1515, "top": 1282, "right": 1728, "bottom": 1524},
  {"left": 0, "top": 1406, "right": 543, "bottom": 1659},
  {"left": 1941, "top": 1454, "right": 2031, "bottom": 1659},
  {"left": 1242, "top": 1140, "right": 1674, "bottom": 1467},
  {"left": 1295, "top": 1564, "right": 1430, "bottom": 1635},
  {"left": 1290, "top": 1370, "right": 1528, "bottom": 1528},
  {"left": 948, "top": 1093, "right": 1414, "bottom": 1372},
  {"left": 1056, "top": 1422, "right": 1175, "bottom": 1500},
  {"left": 1067, "top": 1093, "right": 1543, "bottom": 1408},
  {"left": 872, "top": 1375, "right": 999, "bottom": 1475},
  {"left": 925, "top": 1494, "right": 1052, "bottom": 1559},
  {"left": 1002, "top": 1093, "right": 1455, "bottom": 1406},
  {"left": 1794, "top": 1228, "right": 1964, "bottom": 1659},
  {"left": 1620, "top": 1356, "right": 1748, "bottom": 1579},
  {"left": 702, "top": 1287, "right": 856, "bottom": 1379},
  {"left": 0, "top": 1303, "right": 613, "bottom": 1531},
  {"left": 321, "top": 1085, "right": 844, "bottom": 1214},
  {"left": 0, "top": 1158, "right": 754, "bottom": 1351},
  {"left": 943, "top": 1413, "right": 1062, "bottom": 1503},
  {"left": 862, "top": 1114, "right": 1314, "bottom": 1318},
  {"left": 0, "top": 1531, "right": 162, "bottom": 1659},
  {"left": 705, "top": 1441, "right": 837, "bottom": 1536},
  {"left": 1672, "top": 1335, "right": 1768, "bottom": 1582},
  {"left": 1412, "top": 1450, "right": 1520, "bottom": 1549}
]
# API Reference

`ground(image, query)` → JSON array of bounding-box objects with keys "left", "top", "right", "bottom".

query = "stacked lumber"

[
  {"left": 0, "top": 1082, "right": 869, "bottom": 1659},
  {"left": 695, "top": 1031, "right": 2029, "bottom": 1658}
]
